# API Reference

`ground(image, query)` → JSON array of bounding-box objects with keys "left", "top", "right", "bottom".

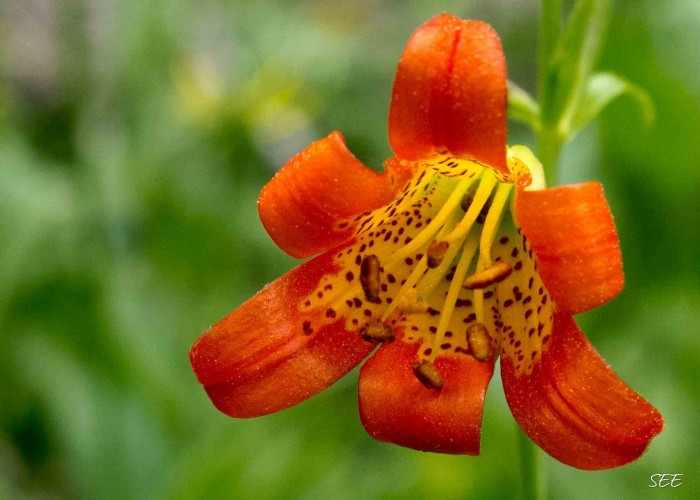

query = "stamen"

[
  {"left": 427, "top": 241, "right": 449, "bottom": 268},
  {"left": 385, "top": 175, "right": 475, "bottom": 269},
  {"left": 385, "top": 205, "right": 462, "bottom": 323},
  {"left": 412, "top": 360, "right": 444, "bottom": 390},
  {"left": 360, "top": 255, "right": 382, "bottom": 303},
  {"left": 474, "top": 289, "right": 485, "bottom": 324},
  {"left": 463, "top": 261, "right": 513, "bottom": 289},
  {"left": 479, "top": 182, "right": 513, "bottom": 261},
  {"left": 428, "top": 232, "right": 480, "bottom": 360},
  {"left": 360, "top": 321, "right": 395, "bottom": 343},
  {"left": 466, "top": 323, "right": 492, "bottom": 361},
  {"left": 302, "top": 157, "right": 535, "bottom": 368},
  {"left": 470, "top": 182, "right": 514, "bottom": 322},
  {"left": 445, "top": 171, "right": 497, "bottom": 243},
  {"left": 414, "top": 210, "right": 464, "bottom": 296},
  {"left": 381, "top": 258, "right": 428, "bottom": 321}
]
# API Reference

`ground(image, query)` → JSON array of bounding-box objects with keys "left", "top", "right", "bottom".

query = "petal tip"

[
  {"left": 359, "top": 342, "right": 493, "bottom": 455},
  {"left": 515, "top": 181, "right": 625, "bottom": 314},
  {"left": 502, "top": 313, "right": 664, "bottom": 470},
  {"left": 258, "top": 131, "right": 406, "bottom": 258},
  {"left": 388, "top": 15, "right": 507, "bottom": 171}
]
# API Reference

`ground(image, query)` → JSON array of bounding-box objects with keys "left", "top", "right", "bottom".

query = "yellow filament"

[
  {"left": 382, "top": 207, "right": 462, "bottom": 321},
  {"left": 471, "top": 182, "right": 513, "bottom": 324},
  {"left": 429, "top": 232, "right": 480, "bottom": 361},
  {"left": 381, "top": 258, "right": 428, "bottom": 321},
  {"left": 414, "top": 209, "right": 463, "bottom": 297},
  {"left": 474, "top": 289, "right": 484, "bottom": 323},
  {"left": 479, "top": 182, "right": 513, "bottom": 262},
  {"left": 384, "top": 175, "right": 475, "bottom": 270},
  {"left": 444, "top": 171, "right": 497, "bottom": 244}
]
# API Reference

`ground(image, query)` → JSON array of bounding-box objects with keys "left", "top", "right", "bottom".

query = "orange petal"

[
  {"left": 515, "top": 182, "right": 625, "bottom": 314},
  {"left": 388, "top": 15, "right": 507, "bottom": 173},
  {"left": 258, "top": 131, "right": 411, "bottom": 259},
  {"left": 190, "top": 249, "right": 375, "bottom": 417},
  {"left": 501, "top": 313, "right": 663, "bottom": 470},
  {"left": 359, "top": 341, "right": 494, "bottom": 454}
]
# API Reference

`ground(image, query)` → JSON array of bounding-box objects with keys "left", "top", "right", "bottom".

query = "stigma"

[{"left": 299, "top": 147, "right": 555, "bottom": 385}]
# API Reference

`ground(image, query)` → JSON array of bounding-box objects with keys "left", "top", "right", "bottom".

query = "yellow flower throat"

[{"left": 300, "top": 148, "right": 554, "bottom": 382}]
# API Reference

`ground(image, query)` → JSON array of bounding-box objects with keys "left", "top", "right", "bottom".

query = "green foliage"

[
  {"left": 546, "top": 0, "right": 612, "bottom": 131},
  {"left": 507, "top": 80, "right": 540, "bottom": 130},
  {"left": 569, "top": 71, "right": 655, "bottom": 136},
  {"left": 1, "top": 1, "right": 698, "bottom": 499},
  {"left": 513, "top": 0, "right": 655, "bottom": 183}
]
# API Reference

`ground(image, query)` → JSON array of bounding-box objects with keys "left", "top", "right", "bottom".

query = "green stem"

[
  {"left": 536, "top": 125, "right": 563, "bottom": 185},
  {"left": 518, "top": 428, "right": 545, "bottom": 500},
  {"left": 538, "top": 0, "right": 562, "bottom": 125},
  {"left": 537, "top": 0, "right": 563, "bottom": 183}
]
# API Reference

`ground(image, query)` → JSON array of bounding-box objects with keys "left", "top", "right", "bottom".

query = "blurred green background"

[{"left": 1, "top": 0, "right": 698, "bottom": 498}]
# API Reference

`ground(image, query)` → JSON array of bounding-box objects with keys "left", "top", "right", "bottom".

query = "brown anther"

[
  {"left": 466, "top": 323, "right": 492, "bottom": 361},
  {"left": 360, "top": 321, "right": 395, "bottom": 343},
  {"left": 463, "top": 261, "right": 513, "bottom": 289},
  {"left": 360, "top": 254, "right": 382, "bottom": 303},
  {"left": 427, "top": 241, "right": 449, "bottom": 268},
  {"left": 412, "top": 360, "right": 444, "bottom": 390}
]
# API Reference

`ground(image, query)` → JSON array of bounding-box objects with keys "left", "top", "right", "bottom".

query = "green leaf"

[
  {"left": 507, "top": 80, "right": 540, "bottom": 129},
  {"left": 564, "top": 71, "right": 655, "bottom": 141}
]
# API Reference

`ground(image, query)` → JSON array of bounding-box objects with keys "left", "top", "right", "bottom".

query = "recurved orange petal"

[
  {"left": 515, "top": 181, "right": 625, "bottom": 314},
  {"left": 359, "top": 340, "right": 494, "bottom": 454},
  {"left": 388, "top": 15, "right": 507, "bottom": 173},
  {"left": 190, "top": 248, "right": 375, "bottom": 417},
  {"left": 258, "top": 131, "right": 411, "bottom": 259},
  {"left": 501, "top": 313, "right": 663, "bottom": 470}
]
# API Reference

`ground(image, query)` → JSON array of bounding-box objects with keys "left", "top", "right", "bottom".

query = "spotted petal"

[
  {"left": 190, "top": 249, "right": 375, "bottom": 417},
  {"left": 389, "top": 15, "right": 507, "bottom": 173},
  {"left": 359, "top": 340, "right": 494, "bottom": 454},
  {"left": 501, "top": 312, "right": 664, "bottom": 470},
  {"left": 515, "top": 182, "right": 624, "bottom": 314},
  {"left": 258, "top": 131, "right": 412, "bottom": 259}
]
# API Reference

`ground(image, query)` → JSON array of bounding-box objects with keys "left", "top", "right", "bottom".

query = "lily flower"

[{"left": 190, "top": 14, "right": 663, "bottom": 470}]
